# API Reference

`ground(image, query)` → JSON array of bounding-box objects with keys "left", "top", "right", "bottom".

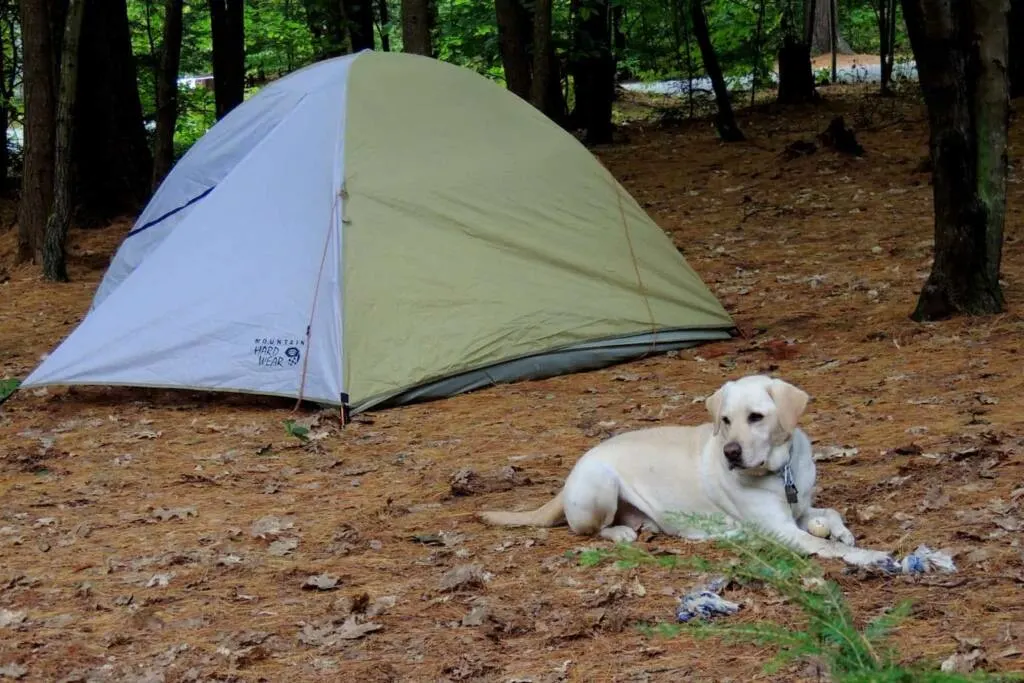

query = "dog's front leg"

[
  {"left": 797, "top": 507, "right": 856, "bottom": 546},
  {"left": 756, "top": 510, "right": 896, "bottom": 570}
]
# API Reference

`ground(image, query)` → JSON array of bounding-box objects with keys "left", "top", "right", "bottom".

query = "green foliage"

[
  {"left": 0, "top": 378, "right": 18, "bottom": 402},
  {"left": 574, "top": 513, "right": 1012, "bottom": 683},
  {"left": 283, "top": 418, "right": 310, "bottom": 442}
]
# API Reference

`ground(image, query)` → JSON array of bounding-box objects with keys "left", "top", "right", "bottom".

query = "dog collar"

[{"left": 779, "top": 440, "right": 798, "bottom": 504}]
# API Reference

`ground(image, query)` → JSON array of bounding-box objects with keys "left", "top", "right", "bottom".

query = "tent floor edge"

[{"left": 348, "top": 326, "right": 734, "bottom": 415}]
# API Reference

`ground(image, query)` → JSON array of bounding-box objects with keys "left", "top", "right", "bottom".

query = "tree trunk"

[
  {"left": 689, "top": 0, "right": 744, "bottom": 142},
  {"left": 570, "top": 0, "right": 615, "bottom": 145},
  {"left": 900, "top": 0, "right": 1009, "bottom": 321},
  {"left": 0, "top": 0, "right": 18, "bottom": 196},
  {"left": 1009, "top": 0, "right": 1023, "bottom": 96},
  {"left": 495, "top": 0, "right": 533, "bottom": 100},
  {"left": 17, "top": 0, "right": 59, "bottom": 262},
  {"left": 209, "top": 0, "right": 245, "bottom": 120},
  {"left": 400, "top": 0, "right": 433, "bottom": 56},
  {"left": 829, "top": 0, "right": 838, "bottom": 81},
  {"left": 0, "top": 0, "right": 9, "bottom": 192},
  {"left": 41, "top": 0, "right": 85, "bottom": 282},
  {"left": 152, "top": 0, "right": 185, "bottom": 192},
  {"left": 376, "top": 0, "right": 390, "bottom": 51},
  {"left": 777, "top": 34, "right": 817, "bottom": 103},
  {"left": 878, "top": 0, "right": 897, "bottom": 95},
  {"left": 810, "top": 0, "right": 851, "bottom": 55},
  {"left": 530, "top": 0, "right": 566, "bottom": 123},
  {"left": 345, "top": 0, "right": 375, "bottom": 50},
  {"left": 72, "top": 0, "right": 153, "bottom": 227}
]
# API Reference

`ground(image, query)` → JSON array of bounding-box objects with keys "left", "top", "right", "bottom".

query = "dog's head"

[{"left": 704, "top": 375, "right": 809, "bottom": 472}]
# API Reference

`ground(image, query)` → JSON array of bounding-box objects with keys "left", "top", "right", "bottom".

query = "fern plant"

[{"left": 574, "top": 512, "right": 1013, "bottom": 683}]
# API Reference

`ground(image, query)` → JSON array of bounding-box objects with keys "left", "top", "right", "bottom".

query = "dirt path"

[{"left": 1, "top": 88, "right": 1023, "bottom": 682}]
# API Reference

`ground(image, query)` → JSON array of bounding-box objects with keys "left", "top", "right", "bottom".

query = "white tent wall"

[
  {"left": 20, "top": 68, "right": 353, "bottom": 405},
  {"left": 93, "top": 53, "right": 362, "bottom": 311}
]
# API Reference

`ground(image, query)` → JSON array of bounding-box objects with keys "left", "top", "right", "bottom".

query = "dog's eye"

[
  {"left": 722, "top": 417, "right": 731, "bottom": 426},
  {"left": 748, "top": 412, "right": 763, "bottom": 423}
]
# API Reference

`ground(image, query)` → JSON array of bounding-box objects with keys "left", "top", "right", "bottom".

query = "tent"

[{"left": 20, "top": 50, "right": 734, "bottom": 413}]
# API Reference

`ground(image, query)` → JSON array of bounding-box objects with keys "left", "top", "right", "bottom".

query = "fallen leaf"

[
  {"left": 813, "top": 445, "right": 858, "bottom": 461},
  {"left": 439, "top": 564, "right": 493, "bottom": 592},
  {"left": 462, "top": 603, "right": 490, "bottom": 627},
  {"left": 147, "top": 573, "right": 173, "bottom": 588},
  {"left": 251, "top": 515, "right": 295, "bottom": 538},
  {"left": 941, "top": 648, "right": 985, "bottom": 673},
  {"left": 268, "top": 537, "right": 299, "bottom": 556},
  {"left": 0, "top": 610, "right": 26, "bottom": 628},
  {"left": 302, "top": 574, "right": 340, "bottom": 591},
  {"left": 0, "top": 663, "right": 27, "bottom": 679}
]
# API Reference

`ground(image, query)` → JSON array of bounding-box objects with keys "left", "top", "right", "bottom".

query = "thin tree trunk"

[
  {"left": 0, "top": 0, "right": 8, "bottom": 192},
  {"left": 530, "top": 0, "right": 565, "bottom": 123},
  {"left": 208, "top": 0, "right": 244, "bottom": 120},
  {"left": 152, "top": 0, "right": 184, "bottom": 191},
  {"left": 689, "top": 0, "right": 744, "bottom": 141},
  {"left": 900, "top": 0, "right": 1009, "bottom": 320},
  {"left": 376, "top": 0, "right": 390, "bottom": 51},
  {"left": 495, "top": 0, "right": 533, "bottom": 100},
  {"left": 17, "top": 0, "right": 59, "bottom": 262},
  {"left": 829, "top": 0, "right": 837, "bottom": 81},
  {"left": 400, "top": 0, "right": 433, "bottom": 56},
  {"left": 750, "top": 0, "right": 765, "bottom": 106},
  {"left": 42, "top": 0, "right": 85, "bottom": 282}
]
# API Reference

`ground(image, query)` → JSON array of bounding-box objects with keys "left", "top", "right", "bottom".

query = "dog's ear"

[
  {"left": 768, "top": 378, "right": 809, "bottom": 433},
  {"left": 705, "top": 386, "right": 726, "bottom": 435}
]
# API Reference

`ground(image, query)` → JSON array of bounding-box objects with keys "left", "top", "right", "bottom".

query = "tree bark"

[
  {"left": 42, "top": 0, "right": 85, "bottom": 282},
  {"left": 17, "top": 0, "right": 59, "bottom": 262},
  {"left": 900, "top": 0, "right": 1009, "bottom": 320},
  {"left": 72, "top": 0, "right": 153, "bottom": 227},
  {"left": 1009, "top": 0, "right": 1023, "bottom": 96},
  {"left": 495, "top": 0, "right": 533, "bottom": 100},
  {"left": 570, "top": 0, "right": 615, "bottom": 145},
  {"left": 346, "top": 0, "right": 375, "bottom": 50},
  {"left": 878, "top": 0, "right": 896, "bottom": 94},
  {"left": 400, "top": 0, "right": 433, "bottom": 56},
  {"left": 152, "top": 0, "right": 184, "bottom": 192},
  {"left": 810, "top": 0, "right": 851, "bottom": 55},
  {"left": 529, "top": 0, "right": 566, "bottom": 123},
  {"left": 689, "top": 0, "right": 744, "bottom": 141},
  {"left": 209, "top": 0, "right": 245, "bottom": 120},
  {"left": 777, "top": 34, "right": 817, "bottom": 104},
  {"left": 0, "top": 0, "right": 18, "bottom": 196}
]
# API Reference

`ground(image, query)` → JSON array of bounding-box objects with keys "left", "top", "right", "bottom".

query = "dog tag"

[
  {"left": 784, "top": 482, "right": 799, "bottom": 504},
  {"left": 781, "top": 463, "right": 798, "bottom": 504}
]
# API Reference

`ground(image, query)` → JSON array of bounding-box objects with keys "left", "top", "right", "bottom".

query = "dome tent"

[{"left": 21, "top": 50, "right": 734, "bottom": 413}]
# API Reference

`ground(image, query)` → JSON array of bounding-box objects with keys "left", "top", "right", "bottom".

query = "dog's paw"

[
  {"left": 832, "top": 525, "right": 856, "bottom": 546},
  {"left": 847, "top": 548, "right": 898, "bottom": 571},
  {"left": 599, "top": 525, "right": 639, "bottom": 543}
]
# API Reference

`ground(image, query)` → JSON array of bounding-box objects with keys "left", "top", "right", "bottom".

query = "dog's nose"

[{"left": 723, "top": 442, "right": 742, "bottom": 466}]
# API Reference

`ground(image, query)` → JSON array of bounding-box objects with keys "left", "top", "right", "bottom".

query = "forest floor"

[{"left": 2, "top": 83, "right": 1024, "bottom": 682}]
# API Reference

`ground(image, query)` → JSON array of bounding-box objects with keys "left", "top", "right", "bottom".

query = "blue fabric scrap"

[{"left": 675, "top": 576, "right": 740, "bottom": 622}]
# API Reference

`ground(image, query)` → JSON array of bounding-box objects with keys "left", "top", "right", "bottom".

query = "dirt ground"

[{"left": 2, "top": 84, "right": 1024, "bottom": 682}]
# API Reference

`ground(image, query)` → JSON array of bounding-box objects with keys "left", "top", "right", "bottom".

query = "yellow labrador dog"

[{"left": 479, "top": 374, "right": 896, "bottom": 569}]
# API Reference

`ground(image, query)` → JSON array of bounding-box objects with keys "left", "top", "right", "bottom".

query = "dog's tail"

[{"left": 477, "top": 490, "right": 566, "bottom": 528}]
